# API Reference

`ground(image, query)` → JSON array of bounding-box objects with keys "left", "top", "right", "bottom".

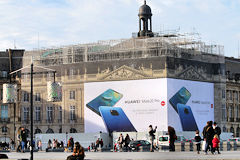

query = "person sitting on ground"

[{"left": 67, "top": 142, "right": 85, "bottom": 160}]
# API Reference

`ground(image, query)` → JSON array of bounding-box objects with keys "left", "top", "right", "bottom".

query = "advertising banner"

[
  {"left": 47, "top": 81, "right": 62, "bottom": 102},
  {"left": 84, "top": 79, "right": 168, "bottom": 133},
  {"left": 167, "top": 79, "right": 214, "bottom": 132},
  {"left": 3, "top": 83, "right": 17, "bottom": 103},
  {"left": 84, "top": 78, "right": 214, "bottom": 133}
]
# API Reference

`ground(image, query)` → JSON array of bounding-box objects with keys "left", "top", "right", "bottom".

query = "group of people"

[
  {"left": 199, "top": 121, "right": 221, "bottom": 155},
  {"left": 47, "top": 139, "right": 64, "bottom": 150},
  {"left": 114, "top": 133, "right": 131, "bottom": 152},
  {"left": 88, "top": 138, "right": 104, "bottom": 152}
]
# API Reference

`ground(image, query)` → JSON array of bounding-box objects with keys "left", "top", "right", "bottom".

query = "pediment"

[
  {"left": 99, "top": 65, "right": 150, "bottom": 80},
  {"left": 178, "top": 66, "right": 206, "bottom": 81}
]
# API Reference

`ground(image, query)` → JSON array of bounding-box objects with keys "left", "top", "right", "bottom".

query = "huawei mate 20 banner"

[
  {"left": 167, "top": 79, "right": 214, "bottom": 132},
  {"left": 84, "top": 79, "right": 168, "bottom": 133},
  {"left": 84, "top": 78, "right": 214, "bottom": 133}
]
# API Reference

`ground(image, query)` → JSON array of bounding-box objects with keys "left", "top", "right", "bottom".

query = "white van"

[{"left": 158, "top": 135, "right": 169, "bottom": 146}]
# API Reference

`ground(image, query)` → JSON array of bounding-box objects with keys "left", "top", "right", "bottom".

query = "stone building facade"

[
  {"left": 0, "top": 49, "right": 24, "bottom": 142},
  {"left": 225, "top": 57, "right": 240, "bottom": 136}
]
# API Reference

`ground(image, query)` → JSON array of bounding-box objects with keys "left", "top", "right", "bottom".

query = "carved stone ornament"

[
  {"left": 178, "top": 66, "right": 206, "bottom": 81},
  {"left": 99, "top": 65, "right": 149, "bottom": 80}
]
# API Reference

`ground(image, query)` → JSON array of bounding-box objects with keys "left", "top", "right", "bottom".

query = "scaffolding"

[{"left": 23, "top": 30, "right": 225, "bottom": 67}]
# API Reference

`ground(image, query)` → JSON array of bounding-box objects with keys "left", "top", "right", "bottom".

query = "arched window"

[
  {"left": 236, "top": 127, "right": 240, "bottom": 137},
  {"left": 70, "top": 128, "right": 77, "bottom": 133},
  {"left": 230, "top": 127, "right": 234, "bottom": 135},
  {"left": 46, "top": 128, "right": 54, "bottom": 134},
  {"left": 223, "top": 126, "right": 227, "bottom": 132},
  {"left": 35, "top": 128, "right": 42, "bottom": 134}
]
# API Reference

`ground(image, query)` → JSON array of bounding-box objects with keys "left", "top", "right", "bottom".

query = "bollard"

[
  {"left": 219, "top": 141, "right": 223, "bottom": 151},
  {"left": 181, "top": 142, "right": 185, "bottom": 152},
  {"left": 233, "top": 141, "right": 237, "bottom": 151},
  {"left": 189, "top": 142, "right": 193, "bottom": 151},
  {"left": 227, "top": 141, "right": 231, "bottom": 151}
]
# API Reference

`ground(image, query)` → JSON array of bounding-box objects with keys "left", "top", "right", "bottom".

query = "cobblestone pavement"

[{"left": 3, "top": 151, "right": 240, "bottom": 160}]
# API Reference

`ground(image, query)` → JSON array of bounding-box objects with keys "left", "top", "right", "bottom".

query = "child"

[
  {"left": 194, "top": 130, "right": 202, "bottom": 154},
  {"left": 212, "top": 134, "right": 220, "bottom": 154}
]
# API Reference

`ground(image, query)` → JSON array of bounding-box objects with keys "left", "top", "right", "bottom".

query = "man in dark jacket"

[
  {"left": 202, "top": 121, "right": 214, "bottom": 154},
  {"left": 168, "top": 126, "right": 177, "bottom": 152},
  {"left": 20, "top": 127, "right": 27, "bottom": 152},
  {"left": 149, "top": 125, "right": 157, "bottom": 152}
]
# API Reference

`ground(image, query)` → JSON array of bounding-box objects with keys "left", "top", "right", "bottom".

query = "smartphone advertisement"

[{"left": 84, "top": 78, "right": 214, "bottom": 133}]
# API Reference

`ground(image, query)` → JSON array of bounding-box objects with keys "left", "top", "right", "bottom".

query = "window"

[
  {"left": 222, "top": 89, "right": 225, "bottom": 99},
  {"left": 70, "top": 106, "right": 76, "bottom": 120},
  {"left": 235, "top": 92, "right": 239, "bottom": 102},
  {"left": 23, "top": 91, "right": 29, "bottom": 102},
  {"left": 229, "top": 91, "right": 232, "bottom": 100},
  {"left": 69, "top": 91, "right": 75, "bottom": 99},
  {"left": 35, "top": 93, "right": 41, "bottom": 102},
  {"left": 58, "top": 106, "right": 62, "bottom": 123},
  {"left": 70, "top": 128, "right": 77, "bottom": 133},
  {"left": 1, "top": 105, "right": 8, "bottom": 120},
  {"left": 2, "top": 126, "right": 7, "bottom": 133},
  {"left": 0, "top": 89, "right": 3, "bottom": 100},
  {"left": 35, "top": 107, "right": 41, "bottom": 122},
  {"left": 47, "top": 106, "right": 53, "bottom": 122},
  {"left": 236, "top": 105, "right": 239, "bottom": 119},
  {"left": 222, "top": 104, "right": 226, "bottom": 121},
  {"left": 229, "top": 104, "right": 233, "bottom": 118},
  {"left": 23, "top": 107, "right": 29, "bottom": 122}
]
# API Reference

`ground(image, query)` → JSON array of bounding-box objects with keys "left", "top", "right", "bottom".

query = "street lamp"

[{"left": 8, "top": 60, "right": 59, "bottom": 160}]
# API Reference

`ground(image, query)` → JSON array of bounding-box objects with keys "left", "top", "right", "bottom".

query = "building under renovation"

[{"left": 17, "top": 1, "right": 231, "bottom": 137}]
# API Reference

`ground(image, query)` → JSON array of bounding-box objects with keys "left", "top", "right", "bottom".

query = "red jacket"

[{"left": 212, "top": 137, "right": 220, "bottom": 148}]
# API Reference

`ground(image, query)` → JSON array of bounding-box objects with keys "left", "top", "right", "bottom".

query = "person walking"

[
  {"left": 20, "top": 127, "right": 27, "bottom": 153},
  {"left": 124, "top": 134, "right": 131, "bottom": 152},
  {"left": 212, "top": 134, "right": 220, "bottom": 154},
  {"left": 149, "top": 125, "right": 157, "bottom": 152},
  {"left": 168, "top": 126, "right": 177, "bottom": 152},
  {"left": 213, "top": 122, "right": 221, "bottom": 154},
  {"left": 10, "top": 139, "right": 15, "bottom": 150},
  {"left": 202, "top": 121, "right": 214, "bottom": 155},
  {"left": 194, "top": 130, "right": 202, "bottom": 154},
  {"left": 118, "top": 133, "right": 124, "bottom": 152}
]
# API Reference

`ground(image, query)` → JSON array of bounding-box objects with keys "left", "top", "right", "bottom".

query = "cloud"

[{"left": 0, "top": 0, "right": 239, "bottom": 58}]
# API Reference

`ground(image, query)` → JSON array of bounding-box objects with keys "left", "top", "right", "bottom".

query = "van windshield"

[{"left": 159, "top": 137, "right": 168, "bottom": 141}]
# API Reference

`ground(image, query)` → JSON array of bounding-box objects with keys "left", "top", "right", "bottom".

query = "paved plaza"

[{"left": 2, "top": 151, "right": 240, "bottom": 160}]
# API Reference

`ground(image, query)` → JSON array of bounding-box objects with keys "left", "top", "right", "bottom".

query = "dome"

[{"left": 138, "top": 1, "right": 152, "bottom": 16}]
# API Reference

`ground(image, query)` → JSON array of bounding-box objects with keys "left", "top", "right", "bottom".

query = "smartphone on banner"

[
  {"left": 177, "top": 104, "right": 198, "bottom": 131},
  {"left": 99, "top": 106, "right": 137, "bottom": 133},
  {"left": 169, "top": 87, "right": 191, "bottom": 113},
  {"left": 86, "top": 89, "right": 123, "bottom": 116}
]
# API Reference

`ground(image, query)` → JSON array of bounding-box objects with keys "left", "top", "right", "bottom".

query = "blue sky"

[{"left": 0, "top": 0, "right": 240, "bottom": 58}]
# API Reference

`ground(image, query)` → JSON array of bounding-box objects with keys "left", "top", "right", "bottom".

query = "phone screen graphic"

[
  {"left": 99, "top": 106, "right": 137, "bottom": 133},
  {"left": 169, "top": 87, "right": 191, "bottom": 113},
  {"left": 86, "top": 89, "right": 123, "bottom": 116},
  {"left": 177, "top": 104, "right": 198, "bottom": 131}
]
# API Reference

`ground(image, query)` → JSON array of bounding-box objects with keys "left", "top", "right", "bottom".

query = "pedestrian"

[
  {"left": 213, "top": 122, "right": 221, "bottom": 154},
  {"left": 47, "top": 139, "right": 52, "bottom": 149},
  {"left": 212, "top": 134, "right": 220, "bottom": 154},
  {"left": 124, "top": 134, "right": 131, "bottom": 152},
  {"left": 10, "top": 139, "right": 15, "bottom": 150},
  {"left": 202, "top": 121, "right": 214, "bottom": 155},
  {"left": 38, "top": 140, "right": 42, "bottom": 151},
  {"left": 99, "top": 139, "right": 104, "bottom": 150},
  {"left": 95, "top": 138, "right": 100, "bottom": 152},
  {"left": 149, "top": 125, "right": 157, "bottom": 152},
  {"left": 20, "top": 127, "right": 27, "bottom": 153},
  {"left": 168, "top": 126, "right": 177, "bottom": 152},
  {"left": 118, "top": 133, "right": 124, "bottom": 152},
  {"left": 67, "top": 142, "right": 85, "bottom": 160},
  {"left": 194, "top": 130, "right": 202, "bottom": 154}
]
